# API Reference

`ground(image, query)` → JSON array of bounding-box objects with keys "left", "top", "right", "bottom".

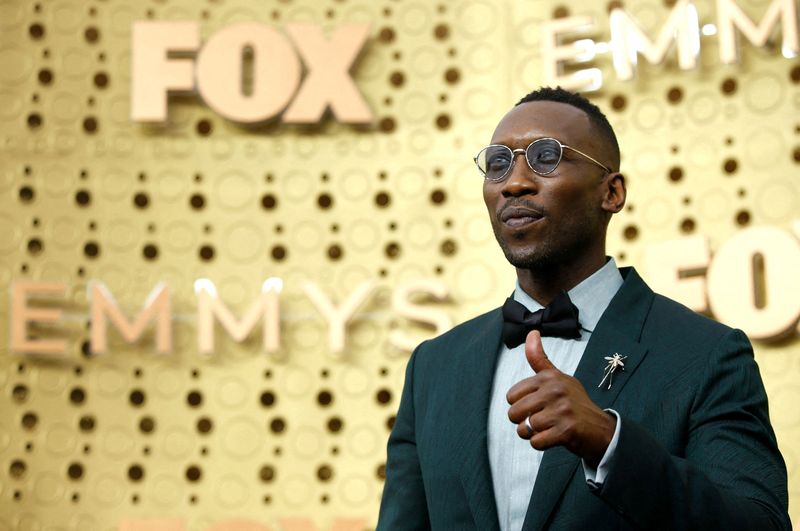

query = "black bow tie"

[{"left": 501, "top": 291, "right": 581, "bottom": 348}]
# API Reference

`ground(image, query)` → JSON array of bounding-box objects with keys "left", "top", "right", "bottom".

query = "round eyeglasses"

[{"left": 474, "top": 137, "right": 612, "bottom": 181}]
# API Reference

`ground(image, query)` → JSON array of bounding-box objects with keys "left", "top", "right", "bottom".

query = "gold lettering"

[
  {"left": 10, "top": 282, "right": 68, "bottom": 355},
  {"left": 717, "top": 0, "right": 799, "bottom": 64},
  {"left": 303, "top": 281, "right": 375, "bottom": 355},
  {"left": 90, "top": 282, "right": 172, "bottom": 354},
  {"left": 207, "top": 519, "right": 272, "bottom": 531},
  {"left": 130, "top": 22, "right": 199, "bottom": 122},
  {"left": 644, "top": 236, "right": 710, "bottom": 313},
  {"left": 707, "top": 227, "right": 800, "bottom": 340},
  {"left": 540, "top": 16, "right": 603, "bottom": 92},
  {"left": 196, "top": 23, "right": 301, "bottom": 123},
  {"left": 610, "top": 0, "right": 700, "bottom": 81},
  {"left": 283, "top": 24, "right": 373, "bottom": 123},
  {"left": 118, "top": 519, "right": 185, "bottom": 531},
  {"left": 388, "top": 279, "right": 453, "bottom": 352},
  {"left": 279, "top": 518, "right": 365, "bottom": 531},
  {"left": 196, "top": 279, "right": 282, "bottom": 355}
]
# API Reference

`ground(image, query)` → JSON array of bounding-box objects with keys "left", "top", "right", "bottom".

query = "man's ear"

[{"left": 601, "top": 172, "right": 626, "bottom": 214}]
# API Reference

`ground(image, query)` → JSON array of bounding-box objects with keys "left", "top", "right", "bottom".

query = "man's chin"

[{"left": 498, "top": 241, "right": 550, "bottom": 270}]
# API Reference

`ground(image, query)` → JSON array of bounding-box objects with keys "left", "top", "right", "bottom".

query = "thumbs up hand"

[
  {"left": 506, "top": 330, "right": 616, "bottom": 467},
  {"left": 526, "top": 329, "right": 556, "bottom": 373}
]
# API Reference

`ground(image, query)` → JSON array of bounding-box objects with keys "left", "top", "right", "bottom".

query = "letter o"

[
  {"left": 707, "top": 227, "right": 800, "bottom": 340},
  {"left": 196, "top": 23, "right": 301, "bottom": 123}
]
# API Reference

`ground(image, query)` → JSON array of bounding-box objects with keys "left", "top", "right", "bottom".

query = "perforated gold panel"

[{"left": 1, "top": 0, "right": 799, "bottom": 529}]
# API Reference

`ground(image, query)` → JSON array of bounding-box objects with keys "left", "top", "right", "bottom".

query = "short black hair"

[{"left": 516, "top": 86, "right": 620, "bottom": 171}]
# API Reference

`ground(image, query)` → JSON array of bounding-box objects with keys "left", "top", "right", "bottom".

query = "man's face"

[{"left": 482, "top": 101, "right": 614, "bottom": 272}]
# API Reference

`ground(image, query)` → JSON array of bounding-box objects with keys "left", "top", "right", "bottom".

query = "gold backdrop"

[{"left": 0, "top": 0, "right": 798, "bottom": 529}]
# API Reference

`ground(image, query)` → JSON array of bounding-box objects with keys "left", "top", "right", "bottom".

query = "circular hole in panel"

[
  {"left": 27, "top": 238, "right": 43, "bottom": 255},
  {"left": 260, "top": 391, "right": 275, "bottom": 407},
  {"left": 198, "top": 245, "right": 215, "bottom": 261},
  {"left": 376, "top": 388, "right": 392, "bottom": 405},
  {"left": 78, "top": 415, "right": 95, "bottom": 432},
  {"left": 186, "top": 390, "right": 203, "bottom": 407},
  {"left": 27, "top": 113, "right": 43, "bottom": 129},
  {"left": 375, "top": 191, "right": 391, "bottom": 207},
  {"left": 38, "top": 68, "right": 53, "bottom": 84},
  {"left": 270, "top": 418, "right": 286, "bottom": 434},
  {"left": 75, "top": 189, "right": 91, "bottom": 206},
  {"left": 93, "top": 72, "right": 108, "bottom": 88},
  {"left": 197, "top": 417, "right": 213, "bottom": 434},
  {"left": 720, "top": 77, "right": 737, "bottom": 95},
  {"left": 83, "top": 241, "right": 100, "bottom": 258},
  {"left": 138, "top": 417, "right": 155, "bottom": 434},
  {"left": 10, "top": 459, "right": 26, "bottom": 478},
  {"left": 67, "top": 462, "right": 84, "bottom": 480},
  {"left": 82, "top": 116, "right": 98, "bottom": 133},
  {"left": 129, "top": 389, "right": 145, "bottom": 407},
  {"left": 261, "top": 194, "right": 277, "bottom": 209},
  {"left": 69, "top": 387, "right": 86, "bottom": 405},
  {"left": 666, "top": 86, "right": 683, "bottom": 103},
  {"left": 22, "top": 412, "right": 38, "bottom": 430},
  {"left": 19, "top": 186, "right": 35, "bottom": 202},
  {"left": 84, "top": 26, "right": 100, "bottom": 43},
  {"left": 185, "top": 465, "right": 202, "bottom": 482},
  {"left": 327, "top": 244, "right": 343, "bottom": 261},
  {"left": 317, "top": 465, "right": 333, "bottom": 482},
  {"left": 189, "top": 193, "right": 205, "bottom": 210},
  {"left": 379, "top": 117, "right": 396, "bottom": 132},
  {"left": 735, "top": 209, "right": 751, "bottom": 226},
  {"left": 260, "top": 465, "right": 275, "bottom": 482},
  {"left": 317, "top": 390, "right": 333, "bottom": 406},
  {"left": 327, "top": 417, "right": 343, "bottom": 433},
  {"left": 29, "top": 23, "right": 45, "bottom": 39}
]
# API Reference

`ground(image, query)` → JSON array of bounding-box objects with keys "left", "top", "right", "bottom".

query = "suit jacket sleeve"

[
  {"left": 377, "top": 344, "right": 431, "bottom": 530},
  {"left": 594, "top": 328, "right": 791, "bottom": 530}
]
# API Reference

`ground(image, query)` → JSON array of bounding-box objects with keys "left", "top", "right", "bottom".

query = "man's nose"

[{"left": 501, "top": 150, "right": 537, "bottom": 196}]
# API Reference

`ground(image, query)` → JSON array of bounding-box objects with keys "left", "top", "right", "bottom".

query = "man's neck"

[{"left": 515, "top": 254, "right": 608, "bottom": 306}]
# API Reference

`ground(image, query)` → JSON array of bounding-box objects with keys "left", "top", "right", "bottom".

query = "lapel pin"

[{"left": 598, "top": 353, "right": 627, "bottom": 390}]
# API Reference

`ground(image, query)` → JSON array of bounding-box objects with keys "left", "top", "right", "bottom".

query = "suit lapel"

[
  {"left": 455, "top": 309, "right": 504, "bottom": 531},
  {"left": 522, "top": 268, "right": 654, "bottom": 531}
]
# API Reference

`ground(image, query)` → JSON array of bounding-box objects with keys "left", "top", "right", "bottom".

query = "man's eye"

[
  {"left": 534, "top": 148, "right": 560, "bottom": 163},
  {"left": 487, "top": 155, "right": 511, "bottom": 171}
]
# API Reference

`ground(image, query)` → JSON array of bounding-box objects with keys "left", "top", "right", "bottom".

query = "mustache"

[{"left": 498, "top": 200, "right": 546, "bottom": 222}]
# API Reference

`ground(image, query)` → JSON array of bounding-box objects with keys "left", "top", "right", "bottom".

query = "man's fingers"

[
  {"left": 506, "top": 376, "right": 538, "bottom": 405},
  {"left": 529, "top": 427, "right": 559, "bottom": 451},
  {"left": 507, "top": 393, "right": 545, "bottom": 423},
  {"left": 525, "top": 330, "right": 557, "bottom": 373},
  {"left": 517, "top": 417, "right": 533, "bottom": 439},
  {"left": 515, "top": 416, "right": 559, "bottom": 447}
]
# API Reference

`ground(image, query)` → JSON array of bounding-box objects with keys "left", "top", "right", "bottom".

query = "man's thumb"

[{"left": 526, "top": 330, "right": 556, "bottom": 373}]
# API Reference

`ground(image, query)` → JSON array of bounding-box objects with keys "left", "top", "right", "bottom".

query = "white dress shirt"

[{"left": 487, "top": 259, "right": 624, "bottom": 531}]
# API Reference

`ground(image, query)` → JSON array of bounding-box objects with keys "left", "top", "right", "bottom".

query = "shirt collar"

[{"left": 512, "top": 258, "right": 623, "bottom": 333}]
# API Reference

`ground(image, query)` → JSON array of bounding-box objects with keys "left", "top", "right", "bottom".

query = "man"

[{"left": 377, "top": 87, "right": 790, "bottom": 530}]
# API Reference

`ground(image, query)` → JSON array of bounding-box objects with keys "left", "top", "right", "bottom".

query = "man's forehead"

[{"left": 490, "top": 100, "right": 593, "bottom": 145}]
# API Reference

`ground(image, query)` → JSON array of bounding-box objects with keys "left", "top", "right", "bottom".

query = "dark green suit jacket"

[{"left": 377, "top": 268, "right": 790, "bottom": 530}]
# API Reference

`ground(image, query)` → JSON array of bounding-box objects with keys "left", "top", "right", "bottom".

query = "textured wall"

[{"left": 0, "top": 0, "right": 798, "bottom": 529}]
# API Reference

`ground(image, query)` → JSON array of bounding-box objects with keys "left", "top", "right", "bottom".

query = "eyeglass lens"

[{"left": 477, "top": 138, "right": 563, "bottom": 180}]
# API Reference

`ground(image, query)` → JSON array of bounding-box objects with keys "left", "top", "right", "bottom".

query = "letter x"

[{"left": 283, "top": 24, "right": 373, "bottom": 124}]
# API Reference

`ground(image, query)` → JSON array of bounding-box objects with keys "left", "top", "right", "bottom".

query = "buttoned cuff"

[{"left": 583, "top": 409, "right": 620, "bottom": 489}]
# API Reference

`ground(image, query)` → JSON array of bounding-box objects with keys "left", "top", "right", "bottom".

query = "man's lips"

[{"left": 499, "top": 206, "right": 544, "bottom": 227}]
